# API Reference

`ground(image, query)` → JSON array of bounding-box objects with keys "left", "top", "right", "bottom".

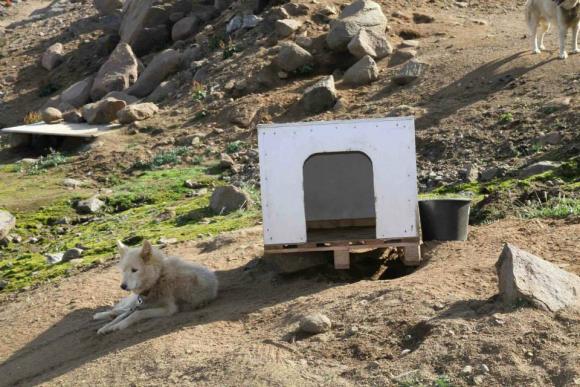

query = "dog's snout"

[{"left": 120, "top": 283, "right": 128, "bottom": 290}]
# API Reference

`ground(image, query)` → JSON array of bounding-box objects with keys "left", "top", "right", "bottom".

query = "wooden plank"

[
  {"left": 1, "top": 122, "right": 118, "bottom": 138},
  {"left": 334, "top": 249, "right": 350, "bottom": 270},
  {"left": 402, "top": 245, "right": 422, "bottom": 266},
  {"left": 264, "top": 237, "right": 420, "bottom": 254}
]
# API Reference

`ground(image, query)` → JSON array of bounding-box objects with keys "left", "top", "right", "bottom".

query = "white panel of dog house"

[{"left": 258, "top": 117, "right": 418, "bottom": 245}]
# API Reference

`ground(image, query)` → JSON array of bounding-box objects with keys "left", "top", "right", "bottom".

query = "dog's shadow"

[{"left": 0, "top": 260, "right": 332, "bottom": 386}]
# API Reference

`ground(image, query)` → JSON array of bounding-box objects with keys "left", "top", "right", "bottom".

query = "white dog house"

[{"left": 258, "top": 117, "right": 421, "bottom": 269}]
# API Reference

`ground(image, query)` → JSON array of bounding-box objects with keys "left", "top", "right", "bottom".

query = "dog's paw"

[
  {"left": 93, "top": 311, "right": 110, "bottom": 321},
  {"left": 532, "top": 48, "right": 541, "bottom": 54},
  {"left": 573, "top": 48, "right": 580, "bottom": 54},
  {"left": 539, "top": 45, "right": 546, "bottom": 50},
  {"left": 559, "top": 51, "right": 568, "bottom": 59}
]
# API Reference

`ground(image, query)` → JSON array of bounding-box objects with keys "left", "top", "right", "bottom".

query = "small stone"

[
  {"left": 413, "top": 13, "right": 435, "bottom": 24},
  {"left": 41, "top": 43, "right": 64, "bottom": 71},
  {"left": 477, "top": 364, "right": 490, "bottom": 374},
  {"left": 158, "top": 237, "right": 178, "bottom": 245},
  {"left": 299, "top": 313, "right": 332, "bottom": 334},
  {"left": 473, "top": 375, "right": 484, "bottom": 385},
  {"left": 400, "top": 39, "right": 420, "bottom": 48},
  {"left": 117, "top": 103, "right": 159, "bottom": 124},
  {"left": 346, "top": 325, "right": 359, "bottom": 336},
  {"left": 46, "top": 252, "right": 65, "bottom": 265},
  {"left": 209, "top": 185, "right": 251, "bottom": 214},
  {"left": 219, "top": 153, "right": 236, "bottom": 169},
  {"left": 63, "top": 178, "right": 83, "bottom": 188},
  {"left": 462, "top": 365, "right": 473, "bottom": 375},
  {"left": 393, "top": 59, "right": 426, "bottom": 85},
  {"left": 41, "top": 107, "right": 63, "bottom": 124},
  {"left": 401, "top": 349, "right": 411, "bottom": 355},
  {"left": 62, "top": 248, "right": 83, "bottom": 262},
  {"left": 76, "top": 196, "right": 105, "bottom": 214},
  {"left": 274, "top": 42, "right": 313, "bottom": 72},
  {"left": 184, "top": 180, "right": 205, "bottom": 189},
  {"left": 275, "top": 19, "right": 302, "bottom": 38},
  {"left": 300, "top": 76, "right": 337, "bottom": 114}
]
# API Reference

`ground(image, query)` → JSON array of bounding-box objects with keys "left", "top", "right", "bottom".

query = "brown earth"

[{"left": 0, "top": 218, "right": 579, "bottom": 386}]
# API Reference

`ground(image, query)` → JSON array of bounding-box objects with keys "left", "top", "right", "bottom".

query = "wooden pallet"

[{"left": 264, "top": 227, "right": 421, "bottom": 269}]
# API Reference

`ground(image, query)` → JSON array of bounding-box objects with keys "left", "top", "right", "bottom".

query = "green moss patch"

[{"left": 0, "top": 167, "right": 260, "bottom": 293}]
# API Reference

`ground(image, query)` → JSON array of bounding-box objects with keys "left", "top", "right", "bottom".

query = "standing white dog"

[
  {"left": 526, "top": 0, "right": 580, "bottom": 58},
  {"left": 94, "top": 240, "right": 218, "bottom": 334}
]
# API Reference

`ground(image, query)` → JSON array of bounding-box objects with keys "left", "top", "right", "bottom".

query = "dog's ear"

[
  {"left": 141, "top": 240, "right": 153, "bottom": 261},
  {"left": 116, "top": 240, "right": 128, "bottom": 256}
]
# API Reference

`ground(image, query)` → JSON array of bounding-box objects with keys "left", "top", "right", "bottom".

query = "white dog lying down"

[
  {"left": 526, "top": 0, "right": 580, "bottom": 59},
  {"left": 94, "top": 240, "right": 218, "bottom": 335}
]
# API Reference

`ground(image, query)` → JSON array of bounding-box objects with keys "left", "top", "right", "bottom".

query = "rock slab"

[
  {"left": 496, "top": 244, "right": 580, "bottom": 312},
  {"left": 300, "top": 75, "right": 337, "bottom": 114}
]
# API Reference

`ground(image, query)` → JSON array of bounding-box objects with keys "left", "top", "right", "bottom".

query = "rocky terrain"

[{"left": 0, "top": 0, "right": 578, "bottom": 385}]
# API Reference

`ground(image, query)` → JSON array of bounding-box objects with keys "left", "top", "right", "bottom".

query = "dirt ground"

[
  {"left": 0, "top": 0, "right": 579, "bottom": 385},
  {"left": 0, "top": 218, "right": 578, "bottom": 386}
]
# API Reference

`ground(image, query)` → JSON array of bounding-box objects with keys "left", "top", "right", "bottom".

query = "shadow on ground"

[{"left": 0, "top": 259, "right": 333, "bottom": 386}]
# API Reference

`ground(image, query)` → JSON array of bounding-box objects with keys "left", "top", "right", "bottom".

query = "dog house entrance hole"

[{"left": 303, "top": 151, "right": 376, "bottom": 242}]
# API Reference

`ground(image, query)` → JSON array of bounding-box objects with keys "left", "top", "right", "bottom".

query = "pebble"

[
  {"left": 461, "top": 365, "right": 473, "bottom": 375},
  {"left": 401, "top": 349, "right": 411, "bottom": 355},
  {"left": 478, "top": 364, "right": 490, "bottom": 373}
]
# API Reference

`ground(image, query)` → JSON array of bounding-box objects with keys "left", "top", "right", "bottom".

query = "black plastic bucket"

[{"left": 418, "top": 198, "right": 471, "bottom": 241}]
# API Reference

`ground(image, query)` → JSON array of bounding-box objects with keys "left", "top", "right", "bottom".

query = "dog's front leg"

[
  {"left": 557, "top": 16, "right": 569, "bottom": 59},
  {"left": 93, "top": 294, "right": 139, "bottom": 321},
  {"left": 97, "top": 310, "right": 134, "bottom": 334},
  {"left": 99, "top": 303, "right": 178, "bottom": 334},
  {"left": 572, "top": 24, "right": 579, "bottom": 53}
]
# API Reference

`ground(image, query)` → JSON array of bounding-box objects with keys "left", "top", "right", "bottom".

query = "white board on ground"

[
  {"left": 1, "top": 122, "right": 117, "bottom": 138},
  {"left": 258, "top": 117, "right": 418, "bottom": 245}
]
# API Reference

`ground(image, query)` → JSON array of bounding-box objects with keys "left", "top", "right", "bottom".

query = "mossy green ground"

[{"left": 0, "top": 165, "right": 260, "bottom": 293}]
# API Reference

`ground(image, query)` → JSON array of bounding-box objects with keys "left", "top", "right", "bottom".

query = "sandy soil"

[{"left": 0, "top": 218, "right": 578, "bottom": 386}]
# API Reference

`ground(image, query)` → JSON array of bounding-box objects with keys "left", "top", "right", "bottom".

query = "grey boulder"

[
  {"left": 41, "top": 43, "right": 64, "bottom": 71},
  {"left": 326, "top": 0, "right": 387, "bottom": 51},
  {"left": 128, "top": 49, "right": 182, "bottom": 98},
  {"left": 210, "top": 186, "right": 251, "bottom": 214},
  {"left": 496, "top": 244, "right": 580, "bottom": 312},
  {"left": 117, "top": 102, "right": 159, "bottom": 124},
  {"left": 343, "top": 55, "right": 379, "bottom": 86},
  {"left": 90, "top": 43, "right": 139, "bottom": 101},
  {"left": 82, "top": 98, "right": 127, "bottom": 124},
  {"left": 347, "top": 29, "right": 392, "bottom": 59},
  {"left": 299, "top": 313, "right": 332, "bottom": 334},
  {"left": 274, "top": 42, "right": 313, "bottom": 72}
]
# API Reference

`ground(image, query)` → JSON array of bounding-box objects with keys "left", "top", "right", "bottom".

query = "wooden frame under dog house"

[{"left": 258, "top": 117, "right": 421, "bottom": 269}]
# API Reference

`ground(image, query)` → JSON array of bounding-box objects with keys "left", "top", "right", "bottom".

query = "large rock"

[
  {"left": 172, "top": 15, "right": 200, "bottom": 41},
  {"left": 299, "top": 313, "right": 332, "bottom": 334},
  {"left": 518, "top": 161, "right": 561, "bottom": 179},
  {"left": 326, "top": 0, "right": 388, "bottom": 51},
  {"left": 128, "top": 49, "right": 181, "bottom": 98},
  {"left": 210, "top": 186, "right": 251, "bottom": 214},
  {"left": 60, "top": 76, "right": 94, "bottom": 108},
  {"left": 0, "top": 210, "right": 16, "bottom": 240},
  {"left": 76, "top": 196, "right": 105, "bottom": 214},
  {"left": 41, "top": 107, "right": 63, "bottom": 124},
  {"left": 300, "top": 75, "right": 338, "bottom": 114},
  {"left": 94, "top": 0, "right": 124, "bottom": 16},
  {"left": 91, "top": 43, "right": 139, "bottom": 101},
  {"left": 41, "top": 43, "right": 64, "bottom": 71},
  {"left": 117, "top": 102, "right": 159, "bottom": 124},
  {"left": 347, "top": 29, "right": 392, "bottom": 59},
  {"left": 119, "top": 0, "right": 155, "bottom": 45},
  {"left": 274, "top": 42, "right": 313, "bottom": 72},
  {"left": 82, "top": 98, "right": 127, "bottom": 124},
  {"left": 496, "top": 244, "right": 580, "bottom": 312},
  {"left": 392, "top": 59, "right": 426, "bottom": 85},
  {"left": 343, "top": 55, "right": 379, "bottom": 86},
  {"left": 145, "top": 79, "right": 177, "bottom": 103}
]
